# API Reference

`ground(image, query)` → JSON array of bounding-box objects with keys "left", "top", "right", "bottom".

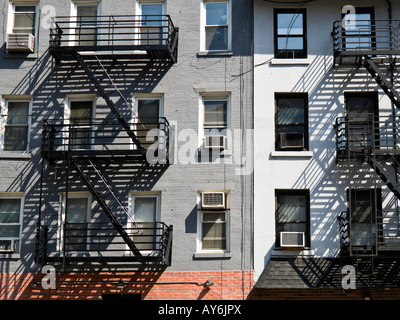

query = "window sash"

[
  {"left": 204, "top": 99, "right": 228, "bottom": 128},
  {"left": 13, "top": 6, "right": 36, "bottom": 34},
  {"left": 274, "top": 9, "right": 306, "bottom": 58},
  {"left": 204, "top": 1, "right": 229, "bottom": 51},
  {"left": 2, "top": 101, "right": 30, "bottom": 152},
  {"left": 0, "top": 198, "right": 22, "bottom": 253},
  {"left": 275, "top": 191, "right": 309, "bottom": 247},
  {"left": 201, "top": 211, "right": 227, "bottom": 251}
]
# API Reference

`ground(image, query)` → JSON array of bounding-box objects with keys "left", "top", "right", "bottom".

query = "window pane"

[
  {"left": 277, "top": 99, "right": 305, "bottom": 124},
  {"left": 7, "top": 102, "right": 29, "bottom": 124},
  {"left": 203, "top": 212, "right": 226, "bottom": 222},
  {"left": 4, "top": 126, "right": 28, "bottom": 151},
  {"left": 206, "top": 3, "right": 228, "bottom": 25},
  {"left": 202, "top": 212, "right": 226, "bottom": 250},
  {"left": 0, "top": 199, "right": 20, "bottom": 223},
  {"left": 204, "top": 99, "right": 227, "bottom": 127},
  {"left": 77, "top": 5, "right": 97, "bottom": 24},
  {"left": 205, "top": 26, "right": 228, "bottom": 51},
  {"left": 70, "top": 101, "right": 92, "bottom": 121},
  {"left": 277, "top": 195, "right": 307, "bottom": 223},
  {"left": 66, "top": 198, "right": 88, "bottom": 223},
  {"left": 134, "top": 197, "right": 157, "bottom": 223},
  {"left": 202, "top": 239, "right": 226, "bottom": 250},
  {"left": 0, "top": 225, "right": 20, "bottom": 238},
  {"left": 277, "top": 37, "right": 304, "bottom": 50},
  {"left": 138, "top": 99, "right": 160, "bottom": 122},
  {"left": 277, "top": 13, "right": 303, "bottom": 35},
  {"left": 13, "top": 6, "right": 35, "bottom": 34}
]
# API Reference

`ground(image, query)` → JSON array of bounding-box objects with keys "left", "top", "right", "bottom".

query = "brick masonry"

[{"left": 0, "top": 270, "right": 254, "bottom": 300}]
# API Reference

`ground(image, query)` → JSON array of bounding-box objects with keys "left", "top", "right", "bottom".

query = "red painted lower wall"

[{"left": 0, "top": 270, "right": 254, "bottom": 300}]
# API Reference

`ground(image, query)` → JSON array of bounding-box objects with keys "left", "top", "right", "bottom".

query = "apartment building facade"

[
  {"left": 0, "top": 0, "right": 253, "bottom": 300},
  {"left": 252, "top": 0, "right": 400, "bottom": 300}
]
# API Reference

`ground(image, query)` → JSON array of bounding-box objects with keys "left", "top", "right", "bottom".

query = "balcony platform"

[
  {"left": 49, "top": 15, "right": 178, "bottom": 63},
  {"left": 332, "top": 19, "right": 400, "bottom": 65},
  {"left": 41, "top": 118, "right": 171, "bottom": 164}
]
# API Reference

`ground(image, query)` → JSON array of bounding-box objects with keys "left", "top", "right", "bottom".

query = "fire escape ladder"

[
  {"left": 71, "top": 51, "right": 144, "bottom": 150},
  {"left": 71, "top": 157, "right": 143, "bottom": 258},
  {"left": 364, "top": 56, "right": 400, "bottom": 110}
]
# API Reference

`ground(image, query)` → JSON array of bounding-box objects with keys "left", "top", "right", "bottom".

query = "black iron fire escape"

[
  {"left": 334, "top": 19, "right": 400, "bottom": 260},
  {"left": 36, "top": 15, "right": 178, "bottom": 266}
]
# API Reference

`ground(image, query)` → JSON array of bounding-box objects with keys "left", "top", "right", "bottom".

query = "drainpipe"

[{"left": 385, "top": 0, "right": 400, "bottom": 235}]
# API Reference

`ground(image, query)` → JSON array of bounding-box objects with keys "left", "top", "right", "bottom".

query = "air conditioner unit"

[
  {"left": 7, "top": 33, "right": 35, "bottom": 53},
  {"left": 204, "top": 135, "right": 226, "bottom": 150},
  {"left": 280, "top": 232, "right": 305, "bottom": 248},
  {"left": 0, "top": 239, "right": 17, "bottom": 253},
  {"left": 201, "top": 192, "right": 225, "bottom": 209},
  {"left": 279, "top": 132, "right": 304, "bottom": 149}
]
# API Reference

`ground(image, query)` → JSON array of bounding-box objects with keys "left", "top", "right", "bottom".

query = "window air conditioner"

[
  {"left": 280, "top": 232, "right": 305, "bottom": 248},
  {"left": 204, "top": 135, "right": 226, "bottom": 150},
  {"left": 7, "top": 33, "right": 35, "bottom": 53},
  {"left": 0, "top": 239, "right": 17, "bottom": 253},
  {"left": 279, "top": 132, "right": 304, "bottom": 149},
  {"left": 201, "top": 192, "right": 225, "bottom": 209}
]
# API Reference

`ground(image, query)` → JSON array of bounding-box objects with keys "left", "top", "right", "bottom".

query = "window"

[
  {"left": 139, "top": 2, "right": 166, "bottom": 45},
  {"left": 74, "top": 3, "right": 99, "bottom": 46},
  {"left": 68, "top": 99, "right": 94, "bottom": 150},
  {"left": 275, "top": 93, "right": 308, "bottom": 151},
  {"left": 202, "top": 0, "right": 230, "bottom": 51},
  {"left": 12, "top": 5, "right": 36, "bottom": 35},
  {"left": 135, "top": 97, "right": 162, "bottom": 147},
  {"left": 348, "top": 188, "right": 381, "bottom": 249},
  {"left": 131, "top": 193, "right": 160, "bottom": 251},
  {"left": 200, "top": 211, "right": 228, "bottom": 251},
  {"left": 202, "top": 96, "right": 229, "bottom": 151},
  {"left": 60, "top": 194, "right": 91, "bottom": 252},
  {"left": 1, "top": 100, "right": 31, "bottom": 152},
  {"left": 275, "top": 190, "right": 310, "bottom": 248},
  {"left": 0, "top": 196, "right": 23, "bottom": 254},
  {"left": 197, "top": 191, "right": 229, "bottom": 252},
  {"left": 274, "top": 8, "right": 307, "bottom": 58},
  {"left": 342, "top": 7, "right": 375, "bottom": 51}
]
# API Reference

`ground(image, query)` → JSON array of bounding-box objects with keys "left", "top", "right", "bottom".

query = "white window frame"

[
  {"left": 0, "top": 193, "right": 24, "bottom": 254},
  {"left": 131, "top": 94, "right": 164, "bottom": 150},
  {"left": 200, "top": 0, "right": 231, "bottom": 52},
  {"left": 58, "top": 192, "right": 92, "bottom": 253},
  {"left": 199, "top": 93, "right": 231, "bottom": 152},
  {"left": 196, "top": 191, "right": 230, "bottom": 253},
  {"left": 0, "top": 97, "right": 32, "bottom": 153},
  {"left": 7, "top": 1, "right": 39, "bottom": 36},
  {"left": 70, "top": 0, "right": 101, "bottom": 47},
  {"left": 128, "top": 192, "right": 161, "bottom": 255}
]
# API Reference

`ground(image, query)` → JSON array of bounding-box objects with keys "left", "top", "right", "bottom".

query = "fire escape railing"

[
  {"left": 49, "top": 15, "right": 178, "bottom": 62},
  {"left": 42, "top": 118, "right": 170, "bottom": 163},
  {"left": 336, "top": 115, "right": 400, "bottom": 255},
  {"left": 333, "top": 19, "right": 400, "bottom": 57}
]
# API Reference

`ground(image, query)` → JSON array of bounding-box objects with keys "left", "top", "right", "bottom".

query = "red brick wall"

[{"left": 0, "top": 270, "right": 254, "bottom": 300}]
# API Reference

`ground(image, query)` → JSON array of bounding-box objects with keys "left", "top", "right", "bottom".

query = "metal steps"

[{"left": 71, "top": 158, "right": 143, "bottom": 258}]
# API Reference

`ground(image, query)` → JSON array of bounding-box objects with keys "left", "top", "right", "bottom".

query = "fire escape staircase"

[
  {"left": 37, "top": 15, "right": 178, "bottom": 265},
  {"left": 71, "top": 158, "right": 143, "bottom": 258}
]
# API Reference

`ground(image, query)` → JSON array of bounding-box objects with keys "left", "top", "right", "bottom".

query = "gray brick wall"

[{"left": 0, "top": 0, "right": 253, "bottom": 274}]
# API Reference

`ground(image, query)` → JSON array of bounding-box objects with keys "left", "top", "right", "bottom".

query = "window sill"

[
  {"left": 270, "top": 151, "right": 313, "bottom": 158},
  {"left": 271, "top": 248, "right": 314, "bottom": 257},
  {"left": 0, "top": 252, "right": 20, "bottom": 260},
  {"left": 193, "top": 251, "right": 232, "bottom": 259},
  {"left": 0, "top": 152, "right": 32, "bottom": 159},
  {"left": 3, "top": 52, "right": 38, "bottom": 60},
  {"left": 197, "top": 51, "right": 233, "bottom": 57},
  {"left": 270, "top": 58, "right": 310, "bottom": 65}
]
